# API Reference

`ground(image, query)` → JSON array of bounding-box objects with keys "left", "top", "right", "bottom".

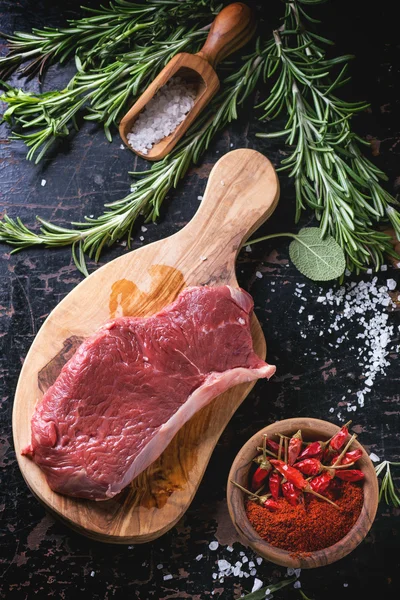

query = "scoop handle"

[{"left": 196, "top": 3, "right": 256, "bottom": 69}]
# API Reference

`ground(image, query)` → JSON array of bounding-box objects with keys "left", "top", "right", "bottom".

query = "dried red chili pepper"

[
  {"left": 263, "top": 498, "right": 279, "bottom": 511},
  {"left": 297, "top": 441, "right": 323, "bottom": 460},
  {"left": 251, "top": 463, "right": 271, "bottom": 491},
  {"left": 331, "top": 433, "right": 358, "bottom": 467},
  {"left": 268, "top": 471, "right": 282, "bottom": 499},
  {"left": 294, "top": 458, "right": 322, "bottom": 476},
  {"left": 251, "top": 435, "right": 272, "bottom": 491},
  {"left": 335, "top": 469, "right": 365, "bottom": 482},
  {"left": 295, "top": 458, "right": 352, "bottom": 476},
  {"left": 265, "top": 438, "right": 280, "bottom": 454},
  {"left": 282, "top": 481, "right": 303, "bottom": 506},
  {"left": 309, "top": 471, "right": 334, "bottom": 494},
  {"left": 329, "top": 421, "right": 352, "bottom": 452},
  {"left": 336, "top": 448, "right": 363, "bottom": 466},
  {"left": 288, "top": 430, "right": 302, "bottom": 466},
  {"left": 270, "top": 459, "right": 308, "bottom": 490}
]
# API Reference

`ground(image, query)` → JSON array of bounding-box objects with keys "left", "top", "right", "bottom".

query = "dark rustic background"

[{"left": 0, "top": 1, "right": 399, "bottom": 599}]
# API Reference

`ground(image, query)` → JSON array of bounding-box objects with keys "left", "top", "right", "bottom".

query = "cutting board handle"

[
  {"left": 182, "top": 149, "right": 279, "bottom": 284},
  {"left": 196, "top": 3, "right": 256, "bottom": 69}
]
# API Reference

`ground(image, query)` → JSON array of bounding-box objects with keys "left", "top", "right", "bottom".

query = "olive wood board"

[{"left": 13, "top": 148, "right": 279, "bottom": 543}]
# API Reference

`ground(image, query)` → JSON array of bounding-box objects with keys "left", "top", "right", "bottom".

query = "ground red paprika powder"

[{"left": 245, "top": 481, "right": 364, "bottom": 552}]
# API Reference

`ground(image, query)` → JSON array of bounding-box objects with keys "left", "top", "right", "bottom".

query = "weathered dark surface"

[{"left": 0, "top": 1, "right": 399, "bottom": 599}]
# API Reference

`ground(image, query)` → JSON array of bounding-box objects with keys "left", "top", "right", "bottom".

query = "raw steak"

[{"left": 23, "top": 285, "right": 275, "bottom": 500}]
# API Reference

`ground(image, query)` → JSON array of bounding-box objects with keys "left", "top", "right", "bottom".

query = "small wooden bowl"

[{"left": 227, "top": 417, "right": 379, "bottom": 569}]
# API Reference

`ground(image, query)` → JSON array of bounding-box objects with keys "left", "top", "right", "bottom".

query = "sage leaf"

[{"left": 289, "top": 227, "right": 346, "bottom": 281}]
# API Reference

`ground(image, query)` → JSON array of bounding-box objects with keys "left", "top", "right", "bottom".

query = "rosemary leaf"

[
  {"left": 0, "top": 0, "right": 221, "bottom": 80},
  {"left": 1, "top": 27, "right": 208, "bottom": 162},
  {"left": 256, "top": 0, "right": 400, "bottom": 273},
  {"left": 375, "top": 461, "right": 400, "bottom": 507},
  {"left": 0, "top": 52, "right": 264, "bottom": 274}
]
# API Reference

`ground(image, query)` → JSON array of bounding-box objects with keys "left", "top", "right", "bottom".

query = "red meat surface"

[{"left": 23, "top": 285, "right": 275, "bottom": 500}]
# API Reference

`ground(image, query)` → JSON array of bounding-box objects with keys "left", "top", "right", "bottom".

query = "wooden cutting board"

[{"left": 12, "top": 149, "right": 279, "bottom": 543}]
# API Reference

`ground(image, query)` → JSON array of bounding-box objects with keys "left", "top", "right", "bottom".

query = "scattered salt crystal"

[
  {"left": 197, "top": 195, "right": 203, "bottom": 201},
  {"left": 90, "top": 571, "right": 95, "bottom": 577},
  {"left": 256, "top": 271, "right": 263, "bottom": 279},
  {"left": 248, "top": 561, "right": 255, "bottom": 568},
  {"left": 294, "top": 568, "right": 301, "bottom": 578},
  {"left": 329, "top": 407, "right": 334, "bottom": 413},
  {"left": 256, "top": 557, "right": 263, "bottom": 565},
  {"left": 387, "top": 278, "right": 397, "bottom": 290},
  {"left": 242, "top": 556, "right": 248, "bottom": 564},
  {"left": 287, "top": 568, "right": 295, "bottom": 576},
  {"left": 250, "top": 569, "right": 257, "bottom": 576},
  {"left": 41, "top": 179, "right": 46, "bottom": 186},
  {"left": 381, "top": 264, "right": 388, "bottom": 271},
  {"left": 141, "top": 225, "right": 147, "bottom": 233},
  {"left": 195, "top": 554, "right": 203, "bottom": 561},
  {"left": 209, "top": 541, "right": 219, "bottom": 551},
  {"left": 308, "top": 315, "right": 314, "bottom": 322},
  {"left": 293, "top": 581, "right": 301, "bottom": 589},
  {"left": 120, "top": 144, "right": 125, "bottom": 150},
  {"left": 212, "top": 573, "right": 217, "bottom": 580},
  {"left": 157, "top": 564, "right": 163, "bottom": 569},
  {"left": 127, "top": 77, "right": 196, "bottom": 154},
  {"left": 200, "top": 256, "right": 207, "bottom": 262},
  {"left": 313, "top": 278, "right": 396, "bottom": 406},
  {"left": 238, "top": 317, "right": 246, "bottom": 325},
  {"left": 367, "top": 268, "right": 373, "bottom": 274},
  {"left": 140, "top": 236, "right": 144, "bottom": 241},
  {"left": 245, "top": 245, "right": 252, "bottom": 253},
  {"left": 369, "top": 452, "right": 380, "bottom": 462},
  {"left": 220, "top": 180, "right": 225, "bottom": 186},
  {"left": 226, "top": 546, "right": 234, "bottom": 552},
  {"left": 163, "top": 574, "right": 173, "bottom": 581},
  {"left": 343, "top": 583, "right": 348, "bottom": 588},
  {"left": 251, "top": 578, "right": 263, "bottom": 593}
]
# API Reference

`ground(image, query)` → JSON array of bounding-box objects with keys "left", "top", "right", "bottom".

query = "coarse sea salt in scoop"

[{"left": 127, "top": 77, "right": 197, "bottom": 155}]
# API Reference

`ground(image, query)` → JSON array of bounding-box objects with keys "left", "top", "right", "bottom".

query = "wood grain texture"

[
  {"left": 12, "top": 149, "right": 279, "bottom": 544},
  {"left": 227, "top": 417, "right": 379, "bottom": 569},
  {"left": 119, "top": 2, "right": 255, "bottom": 161}
]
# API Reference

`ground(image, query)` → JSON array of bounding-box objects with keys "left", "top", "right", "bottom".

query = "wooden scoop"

[
  {"left": 119, "top": 2, "right": 256, "bottom": 160},
  {"left": 13, "top": 149, "right": 279, "bottom": 543}
]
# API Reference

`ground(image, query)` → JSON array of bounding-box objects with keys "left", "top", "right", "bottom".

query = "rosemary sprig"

[
  {"left": 375, "top": 461, "right": 400, "bottom": 507},
  {"left": 0, "top": 51, "right": 264, "bottom": 274},
  {"left": 0, "top": 0, "right": 220, "bottom": 80},
  {"left": 1, "top": 27, "right": 207, "bottom": 161},
  {"left": 256, "top": 0, "right": 400, "bottom": 272}
]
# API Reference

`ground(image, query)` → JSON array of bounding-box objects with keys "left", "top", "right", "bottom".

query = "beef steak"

[{"left": 23, "top": 285, "right": 275, "bottom": 500}]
